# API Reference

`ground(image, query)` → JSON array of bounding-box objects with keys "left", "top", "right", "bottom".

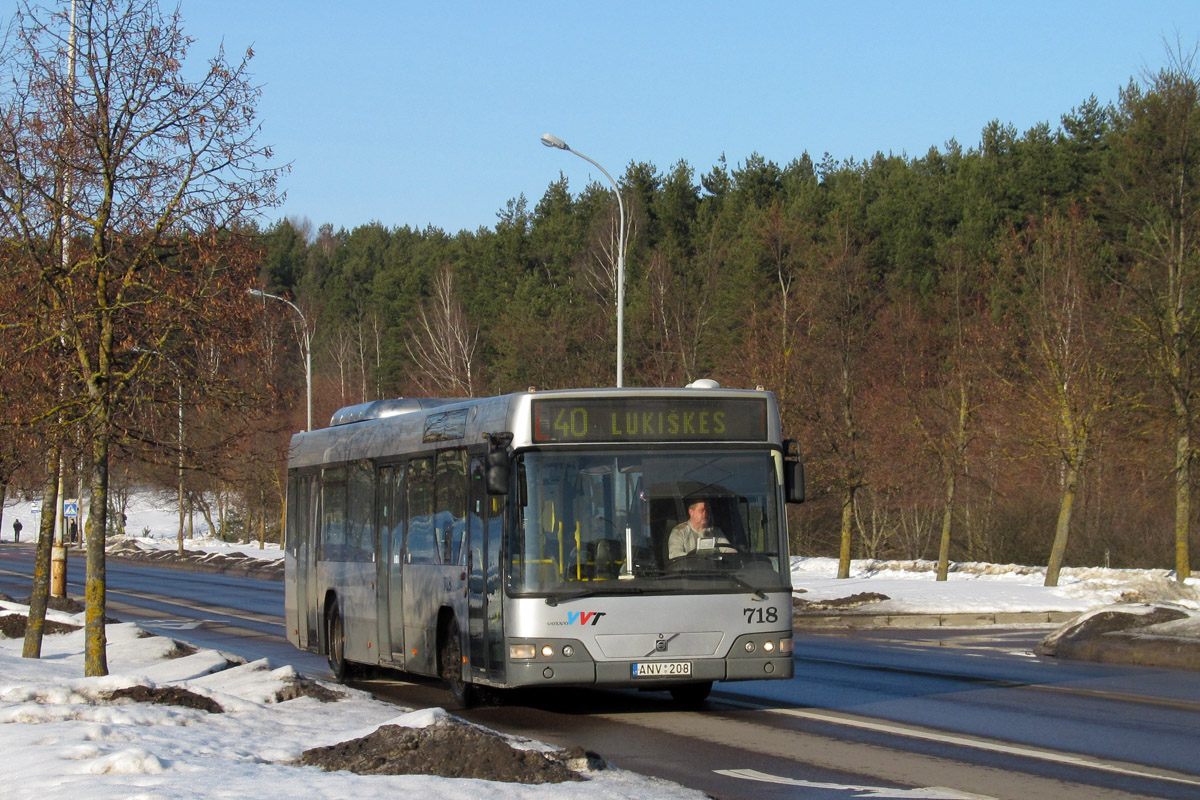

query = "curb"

[
  {"left": 794, "top": 610, "right": 1081, "bottom": 629},
  {"left": 1044, "top": 631, "right": 1200, "bottom": 672},
  {"left": 105, "top": 549, "right": 283, "bottom": 581}
]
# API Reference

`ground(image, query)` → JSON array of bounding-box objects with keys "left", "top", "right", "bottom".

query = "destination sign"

[{"left": 531, "top": 397, "right": 767, "bottom": 443}]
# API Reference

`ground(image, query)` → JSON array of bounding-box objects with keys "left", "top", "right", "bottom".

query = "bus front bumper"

[{"left": 504, "top": 632, "right": 794, "bottom": 687}]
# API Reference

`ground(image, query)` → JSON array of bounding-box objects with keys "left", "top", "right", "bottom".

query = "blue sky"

[{"left": 122, "top": 2, "right": 1200, "bottom": 234}]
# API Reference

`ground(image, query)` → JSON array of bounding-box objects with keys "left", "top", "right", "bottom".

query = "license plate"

[{"left": 631, "top": 661, "right": 691, "bottom": 677}]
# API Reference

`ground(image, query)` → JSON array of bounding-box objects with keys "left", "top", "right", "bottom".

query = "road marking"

[
  {"left": 715, "top": 769, "right": 995, "bottom": 798},
  {"left": 106, "top": 586, "right": 280, "bottom": 626},
  {"left": 718, "top": 698, "right": 1200, "bottom": 788},
  {"left": 135, "top": 619, "right": 206, "bottom": 630}
]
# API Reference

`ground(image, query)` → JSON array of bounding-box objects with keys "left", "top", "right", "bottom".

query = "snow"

[
  {"left": 4, "top": 494, "right": 1200, "bottom": 798},
  {"left": 790, "top": 557, "right": 1200, "bottom": 615},
  {"left": 2, "top": 493, "right": 282, "bottom": 559},
  {"left": 0, "top": 606, "right": 710, "bottom": 800}
]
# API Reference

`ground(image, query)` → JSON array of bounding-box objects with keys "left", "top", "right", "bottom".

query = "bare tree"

[
  {"left": 1006, "top": 210, "right": 1120, "bottom": 586},
  {"left": 894, "top": 255, "right": 989, "bottom": 581},
  {"left": 792, "top": 212, "right": 878, "bottom": 579},
  {"left": 756, "top": 200, "right": 807, "bottom": 355},
  {"left": 580, "top": 196, "right": 630, "bottom": 306},
  {"left": 1108, "top": 45, "right": 1200, "bottom": 581},
  {"left": 407, "top": 266, "right": 478, "bottom": 397},
  {"left": 326, "top": 323, "right": 357, "bottom": 406},
  {"left": 0, "top": 0, "right": 282, "bottom": 675},
  {"left": 645, "top": 249, "right": 720, "bottom": 384}
]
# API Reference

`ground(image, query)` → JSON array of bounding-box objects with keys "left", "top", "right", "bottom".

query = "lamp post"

[
  {"left": 540, "top": 133, "right": 627, "bottom": 388},
  {"left": 248, "top": 288, "right": 314, "bottom": 431}
]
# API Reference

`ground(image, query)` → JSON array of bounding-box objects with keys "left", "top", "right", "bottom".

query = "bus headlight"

[
  {"left": 779, "top": 637, "right": 793, "bottom": 654},
  {"left": 510, "top": 644, "right": 536, "bottom": 660},
  {"left": 763, "top": 640, "right": 775, "bottom": 653},
  {"left": 541, "top": 645, "right": 555, "bottom": 658}
]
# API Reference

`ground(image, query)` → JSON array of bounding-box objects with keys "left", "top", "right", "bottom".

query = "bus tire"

[
  {"left": 326, "top": 601, "right": 352, "bottom": 683},
  {"left": 669, "top": 681, "right": 712, "bottom": 706},
  {"left": 440, "top": 618, "right": 476, "bottom": 709}
]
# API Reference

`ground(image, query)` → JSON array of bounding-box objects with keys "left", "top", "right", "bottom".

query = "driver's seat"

[{"left": 658, "top": 518, "right": 680, "bottom": 565}]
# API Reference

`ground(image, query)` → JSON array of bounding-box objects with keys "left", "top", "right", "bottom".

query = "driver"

[{"left": 667, "top": 498, "right": 735, "bottom": 559}]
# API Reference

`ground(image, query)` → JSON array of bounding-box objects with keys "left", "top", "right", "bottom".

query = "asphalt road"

[{"left": 3, "top": 544, "right": 1199, "bottom": 800}]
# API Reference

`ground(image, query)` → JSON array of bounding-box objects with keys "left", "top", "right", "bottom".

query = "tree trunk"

[
  {"left": 1172, "top": 300, "right": 1192, "bottom": 582},
  {"left": 1045, "top": 464, "right": 1081, "bottom": 587},
  {"left": 1174, "top": 420, "right": 1192, "bottom": 581},
  {"left": 936, "top": 378, "right": 969, "bottom": 581},
  {"left": 193, "top": 492, "right": 219, "bottom": 541},
  {"left": 22, "top": 450, "right": 60, "bottom": 659},
  {"left": 837, "top": 488, "right": 854, "bottom": 579},
  {"left": 936, "top": 470, "right": 957, "bottom": 582},
  {"left": 84, "top": 421, "right": 111, "bottom": 677}
]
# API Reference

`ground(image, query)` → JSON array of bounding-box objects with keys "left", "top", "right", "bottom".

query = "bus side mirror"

[
  {"left": 485, "top": 432, "right": 513, "bottom": 495},
  {"left": 784, "top": 439, "right": 805, "bottom": 504}
]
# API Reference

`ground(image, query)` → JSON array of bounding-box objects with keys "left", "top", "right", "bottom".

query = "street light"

[
  {"left": 540, "top": 133, "right": 628, "bottom": 388},
  {"left": 248, "top": 288, "right": 314, "bottom": 431}
]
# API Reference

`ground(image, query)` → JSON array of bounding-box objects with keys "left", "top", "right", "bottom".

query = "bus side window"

[
  {"left": 406, "top": 458, "right": 438, "bottom": 564},
  {"left": 347, "top": 459, "right": 375, "bottom": 562},
  {"left": 320, "top": 467, "right": 346, "bottom": 561},
  {"left": 436, "top": 449, "right": 468, "bottom": 565},
  {"left": 285, "top": 473, "right": 298, "bottom": 555}
]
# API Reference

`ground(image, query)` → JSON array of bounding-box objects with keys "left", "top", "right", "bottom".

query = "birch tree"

[{"left": 407, "top": 266, "right": 479, "bottom": 396}]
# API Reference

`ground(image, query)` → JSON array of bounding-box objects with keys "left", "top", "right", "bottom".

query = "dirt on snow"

[{"left": 298, "top": 717, "right": 603, "bottom": 783}]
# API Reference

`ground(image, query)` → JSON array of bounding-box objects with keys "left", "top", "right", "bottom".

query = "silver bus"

[{"left": 284, "top": 383, "right": 805, "bottom": 706}]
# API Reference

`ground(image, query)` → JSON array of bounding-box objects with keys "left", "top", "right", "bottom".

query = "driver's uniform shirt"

[{"left": 667, "top": 522, "right": 733, "bottom": 560}]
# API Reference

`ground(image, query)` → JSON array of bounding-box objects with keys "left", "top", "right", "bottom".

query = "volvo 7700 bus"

[{"left": 284, "top": 383, "right": 805, "bottom": 706}]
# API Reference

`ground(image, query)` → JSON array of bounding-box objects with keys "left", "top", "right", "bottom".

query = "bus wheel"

[
  {"left": 669, "top": 681, "right": 712, "bottom": 707},
  {"left": 440, "top": 619, "right": 476, "bottom": 709},
  {"left": 326, "top": 602, "right": 351, "bottom": 683}
]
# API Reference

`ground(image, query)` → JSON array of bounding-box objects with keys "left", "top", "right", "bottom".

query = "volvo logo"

[{"left": 644, "top": 633, "right": 679, "bottom": 657}]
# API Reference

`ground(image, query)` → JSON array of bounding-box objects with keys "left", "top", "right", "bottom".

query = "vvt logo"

[{"left": 566, "top": 611, "right": 607, "bottom": 626}]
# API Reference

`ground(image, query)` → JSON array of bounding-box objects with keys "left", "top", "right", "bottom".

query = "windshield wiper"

[
  {"left": 730, "top": 573, "right": 768, "bottom": 601},
  {"left": 675, "top": 569, "right": 767, "bottom": 600},
  {"left": 544, "top": 586, "right": 646, "bottom": 606}
]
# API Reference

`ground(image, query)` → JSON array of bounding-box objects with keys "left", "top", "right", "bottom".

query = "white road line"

[
  {"left": 135, "top": 619, "right": 206, "bottom": 630},
  {"left": 718, "top": 698, "right": 1200, "bottom": 788},
  {"left": 715, "top": 768, "right": 996, "bottom": 798}
]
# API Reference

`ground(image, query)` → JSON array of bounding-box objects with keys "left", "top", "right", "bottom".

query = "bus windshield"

[{"left": 509, "top": 448, "right": 788, "bottom": 597}]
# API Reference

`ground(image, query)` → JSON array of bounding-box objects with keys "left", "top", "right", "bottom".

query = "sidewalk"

[
  {"left": 794, "top": 609, "right": 1079, "bottom": 629},
  {"left": 794, "top": 605, "right": 1200, "bottom": 673}
]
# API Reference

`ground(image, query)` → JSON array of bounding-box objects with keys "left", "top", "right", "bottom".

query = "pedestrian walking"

[{"left": 12, "top": 518, "right": 21, "bottom": 543}]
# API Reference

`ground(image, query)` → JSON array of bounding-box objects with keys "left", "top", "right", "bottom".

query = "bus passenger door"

[
  {"left": 381, "top": 465, "right": 406, "bottom": 664},
  {"left": 467, "top": 457, "right": 487, "bottom": 677},
  {"left": 285, "top": 473, "right": 307, "bottom": 649},
  {"left": 401, "top": 456, "right": 440, "bottom": 675},
  {"left": 302, "top": 476, "right": 320, "bottom": 647}
]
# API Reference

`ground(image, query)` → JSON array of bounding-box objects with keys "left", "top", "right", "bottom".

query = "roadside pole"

[
  {"left": 50, "top": 501, "right": 76, "bottom": 598},
  {"left": 50, "top": 544, "right": 66, "bottom": 598}
]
